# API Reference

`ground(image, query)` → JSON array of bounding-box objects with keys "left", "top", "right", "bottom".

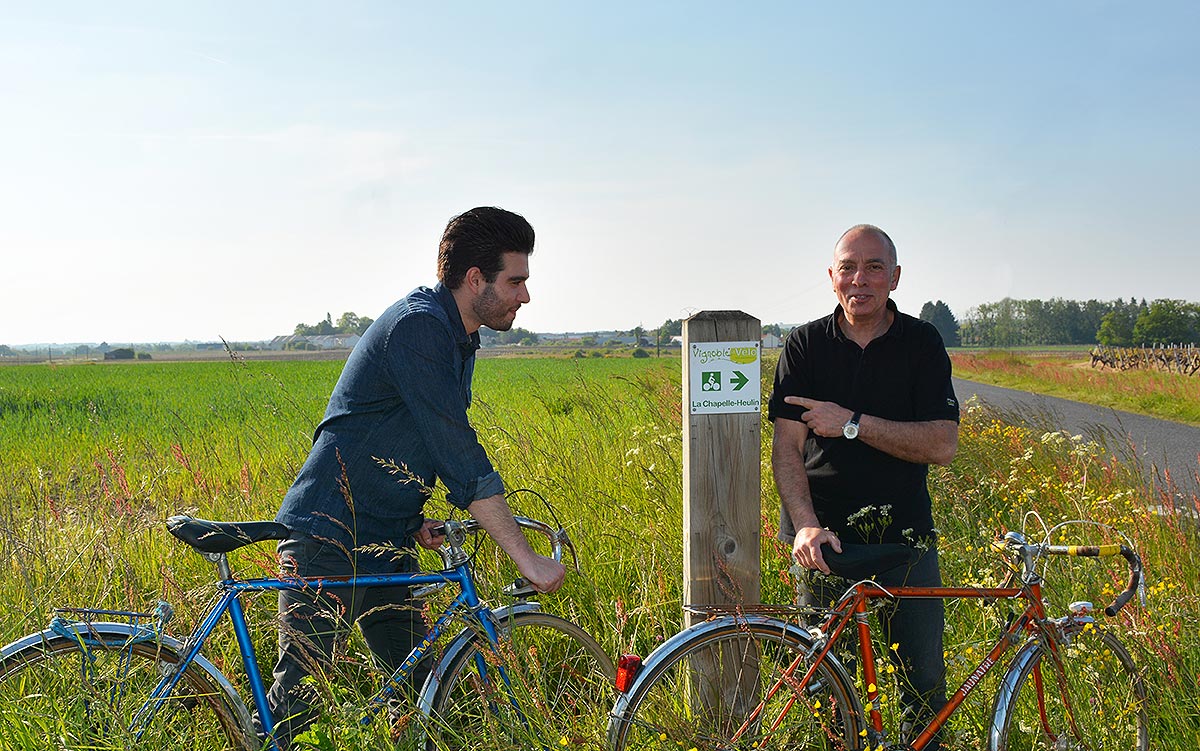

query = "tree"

[
  {"left": 652, "top": 318, "right": 683, "bottom": 351},
  {"left": 1097, "top": 303, "right": 1136, "bottom": 346},
  {"left": 295, "top": 311, "right": 374, "bottom": 336},
  {"left": 1131, "top": 299, "right": 1199, "bottom": 345},
  {"left": 1078, "top": 299, "right": 1111, "bottom": 344},
  {"left": 490, "top": 327, "right": 539, "bottom": 345},
  {"left": 920, "top": 300, "right": 960, "bottom": 347},
  {"left": 315, "top": 313, "right": 335, "bottom": 335}
]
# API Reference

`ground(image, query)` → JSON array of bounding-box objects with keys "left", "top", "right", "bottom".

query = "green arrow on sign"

[{"left": 729, "top": 370, "right": 749, "bottom": 391}]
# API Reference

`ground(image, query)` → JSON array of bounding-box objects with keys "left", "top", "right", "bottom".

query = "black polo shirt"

[{"left": 768, "top": 301, "right": 959, "bottom": 544}]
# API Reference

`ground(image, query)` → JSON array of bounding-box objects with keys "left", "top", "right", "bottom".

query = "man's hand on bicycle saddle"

[
  {"left": 414, "top": 519, "right": 447, "bottom": 550},
  {"left": 792, "top": 526, "right": 843, "bottom": 575}
]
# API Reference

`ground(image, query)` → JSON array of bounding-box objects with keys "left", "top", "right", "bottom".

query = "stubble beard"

[{"left": 474, "top": 283, "right": 517, "bottom": 332}]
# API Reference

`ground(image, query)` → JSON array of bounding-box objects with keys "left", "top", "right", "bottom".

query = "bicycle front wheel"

[
  {"left": 991, "top": 626, "right": 1147, "bottom": 751},
  {"left": 0, "top": 632, "right": 251, "bottom": 750},
  {"left": 424, "top": 610, "right": 615, "bottom": 750},
  {"left": 609, "top": 617, "right": 862, "bottom": 751}
]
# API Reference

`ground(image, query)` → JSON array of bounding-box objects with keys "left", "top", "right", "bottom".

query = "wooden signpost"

[{"left": 682, "top": 310, "right": 762, "bottom": 629}]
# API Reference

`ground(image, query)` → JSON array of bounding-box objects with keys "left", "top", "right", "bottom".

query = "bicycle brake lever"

[
  {"left": 502, "top": 577, "right": 537, "bottom": 599},
  {"left": 556, "top": 529, "right": 581, "bottom": 573}
]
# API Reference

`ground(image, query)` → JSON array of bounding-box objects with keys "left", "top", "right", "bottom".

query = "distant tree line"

[
  {"left": 290, "top": 298, "right": 1197, "bottom": 352},
  {"left": 294, "top": 312, "right": 374, "bottom": 337},
  {"left": 651, "top": 298, "right": 1198, "bottom": 350},
  {"left": 956, "top": 297, "right": 1199, "bottom": 347},
  {"left": 480, "top": 327, "right": 540, "bottom": 346}
]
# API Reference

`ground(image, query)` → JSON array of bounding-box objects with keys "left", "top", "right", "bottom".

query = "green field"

[{"left": 1, "top": 355, "right": 1196, "bottom": 748}]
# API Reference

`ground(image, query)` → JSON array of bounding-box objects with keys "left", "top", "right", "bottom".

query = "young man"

[
  {"left": 266, "top": 207, "right": 564, "bottom": 745},
  {"left": 768, "top": 224, "right": 959, "bottom": 749}
]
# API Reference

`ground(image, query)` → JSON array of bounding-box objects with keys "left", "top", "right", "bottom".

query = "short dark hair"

[{"left": 437, "top": 207, "right": 535, "bottom": 289}]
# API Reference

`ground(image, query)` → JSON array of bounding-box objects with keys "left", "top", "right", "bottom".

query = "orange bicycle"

[{"left": 608, "top": 523, "right": 1146, "bottom": 750}]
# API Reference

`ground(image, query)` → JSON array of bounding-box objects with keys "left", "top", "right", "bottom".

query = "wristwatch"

[{"left": 842, "top": 411, "right": 862, "bottom": 440}]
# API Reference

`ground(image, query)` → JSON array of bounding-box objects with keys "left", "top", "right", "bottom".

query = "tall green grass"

[{"left": 1, "top": 354, "right": 1196, "bottom": 748}]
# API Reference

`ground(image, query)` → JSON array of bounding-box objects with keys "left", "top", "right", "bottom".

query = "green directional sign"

[{"left": 729, "top": 370, "right": 749, "bottom": 391}]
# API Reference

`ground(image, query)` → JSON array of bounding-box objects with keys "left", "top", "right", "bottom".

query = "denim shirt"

[{"left": 275, "top": 283, "right": 504, "bottom": 550}]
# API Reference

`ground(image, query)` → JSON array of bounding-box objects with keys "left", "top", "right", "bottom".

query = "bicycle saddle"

[
  {"left": 820, "top": 542, "right": 919, "bottom": 580},
  {"left": 167, "top": 515, "right": 291, "bottom": 554}
]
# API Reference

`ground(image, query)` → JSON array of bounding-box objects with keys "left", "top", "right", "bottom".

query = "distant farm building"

[{"left": 268, "top": 334, "right": 362, "bottom": 351}]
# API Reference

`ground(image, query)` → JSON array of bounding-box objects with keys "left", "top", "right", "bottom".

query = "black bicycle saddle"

[
  {"left": 820, "top": 542, "right": 920, "bottom": 580},
  {"left": 167, "top": 515, "right": 291, "bottom": 554}
]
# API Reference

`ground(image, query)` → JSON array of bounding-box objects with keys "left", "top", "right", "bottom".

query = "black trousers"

[
  {"left": 260, "top": 531, "right": 430, "bottom": 747},
  {"left": 800, "top": 546, "right": 948, "bottom": 750}
]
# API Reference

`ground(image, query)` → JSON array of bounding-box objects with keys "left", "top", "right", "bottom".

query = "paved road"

[{"left": 952, "top": 378, "right": 1200, "bottom": 501}]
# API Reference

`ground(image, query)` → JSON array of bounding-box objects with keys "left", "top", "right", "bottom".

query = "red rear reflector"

[{"left": 615, "top": 654, "right": 642, "bottom": 693}]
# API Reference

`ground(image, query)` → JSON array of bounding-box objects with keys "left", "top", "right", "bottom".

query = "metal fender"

[
  {"left": 987, "top": 638, "right": 1041, "bottom": 751},
  {"left": 2, "top": 621, "right": 256, "bottom": 739},
  {"left": 608, "top": 615, "right": 860, "bottom": 745},
  {"left": 416, "top": 600, "right": 544, "bottom": 714}
]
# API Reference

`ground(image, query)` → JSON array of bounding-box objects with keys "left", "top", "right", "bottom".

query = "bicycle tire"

[
  {"left": 609, "top": 617, "right": 862, "bottom": 751},
  {"left": 0, "top": 632, "right": 252, "bottom": 750},
  {"left": 424, "top": 610, "right": 615, "bottom": 751},
  {"left": 990, "top": 626, "right": 1147, "bottom": 751}
]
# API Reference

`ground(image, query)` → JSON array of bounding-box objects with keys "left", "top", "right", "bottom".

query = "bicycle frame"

[
  {"left": 130, "top": 559, "right": 512, "bottom": 749},
  {"left": 611, "top": 532, "right": 1142, "bottom": 751},
  {"left": 734, "top": 566, "right": 1118, "bottom": 748},
  {"left": 3, "top": 512, "right": 593, "bottom": 751},
  {"left": 737, "top": 579, "right": 1050, "bottom": 751}
]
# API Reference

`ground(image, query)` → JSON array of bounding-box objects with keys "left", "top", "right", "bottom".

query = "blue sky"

[{"left": 2, "top": 1, "right": 1197, "bottom": 344}]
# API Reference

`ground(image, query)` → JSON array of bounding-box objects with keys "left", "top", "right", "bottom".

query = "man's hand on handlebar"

[
  {"left": 515, "top": 554, "right": 566, "bottom": 594},
  {"left": 414, "top": 519, "right": 447, "bottom": 550}
]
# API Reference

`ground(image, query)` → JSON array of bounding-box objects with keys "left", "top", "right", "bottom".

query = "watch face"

[{"left": 843, "top": 422, "right": 859, "bottom": 440}]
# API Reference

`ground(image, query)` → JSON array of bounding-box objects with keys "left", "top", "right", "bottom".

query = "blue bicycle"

[{"left": 0, "top": 511, "right": 613, "bottom": 750}]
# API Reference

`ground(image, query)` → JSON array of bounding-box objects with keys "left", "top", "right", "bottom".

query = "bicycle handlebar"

[
  {"left": 425, "top": 515, "right": 578, "bottom": 597},
  {"left": 429, "top": 516, "right": 574, "bottom": 564},
  {"left": 992, "top": 534, "right": 1143, "bottom": 617},
  {"left": 1044, "top": 543, "right": 1142, "bottom": 617}
]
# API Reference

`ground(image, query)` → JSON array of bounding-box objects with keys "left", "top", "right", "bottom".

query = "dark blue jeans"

[
  {"left": 260, "top": 531, "right": 430, "bottom": 748},
  {"left": 801, "top": 546, "right": 947, "bottom": 750}
]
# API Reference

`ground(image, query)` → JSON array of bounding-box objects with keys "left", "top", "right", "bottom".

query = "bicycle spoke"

[{"left": 0, "top": 636, "right": 249, "bottom": 750}]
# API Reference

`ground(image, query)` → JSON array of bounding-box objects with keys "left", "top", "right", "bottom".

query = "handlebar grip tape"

[{"left": 1050, "top": 544, "right": 1121, "bottom": 556}]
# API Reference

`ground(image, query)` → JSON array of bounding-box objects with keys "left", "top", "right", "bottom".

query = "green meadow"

[{"left": 1, "top": 354, "right": 1196, "bottom": 748}]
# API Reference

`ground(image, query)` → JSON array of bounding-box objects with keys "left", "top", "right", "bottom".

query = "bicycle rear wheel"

[
  {"left": 0, "top": 632, "right": 251, "bottom": 750},
  {"left": 991, "top": 626, "right": 1147, "bottom": 751},
  {"left": 424, "top": 610, "right": 614, "bottom": 750},
  {"left": 609, "top": 617, "right": 862, "bottom": 751}
]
